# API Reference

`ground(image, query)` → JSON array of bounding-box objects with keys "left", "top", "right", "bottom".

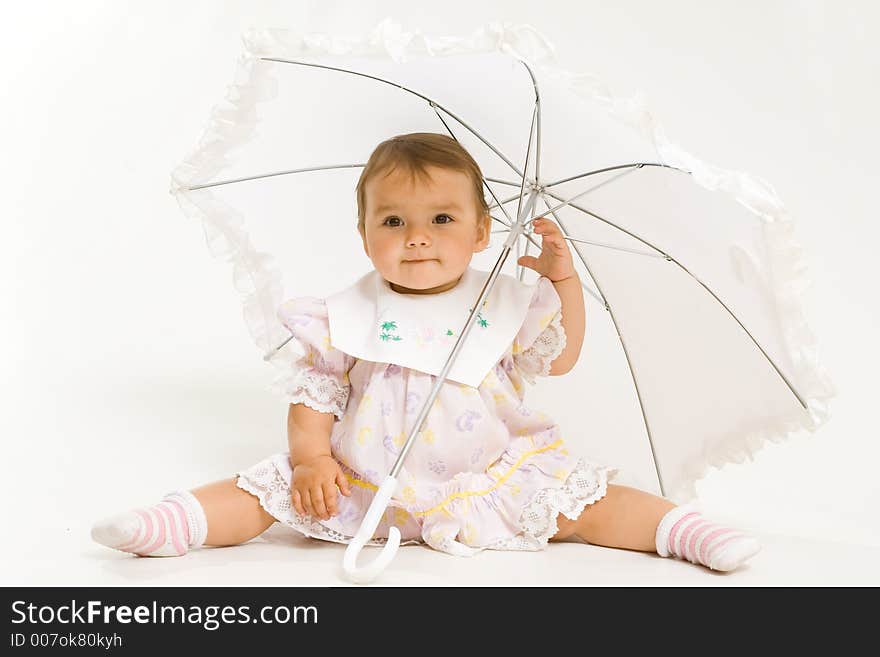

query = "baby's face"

[{"left": 360, "top": 165, "right": 490, "bottom": 294}]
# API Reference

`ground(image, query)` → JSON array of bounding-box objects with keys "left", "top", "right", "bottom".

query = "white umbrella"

[{"left": 170, "top": 19, "right": 835, "bottom": 582}]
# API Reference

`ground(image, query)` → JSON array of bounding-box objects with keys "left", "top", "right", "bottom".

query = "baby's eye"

[{"left": 382, "top": 215, "right": 454, "bottom": 227}]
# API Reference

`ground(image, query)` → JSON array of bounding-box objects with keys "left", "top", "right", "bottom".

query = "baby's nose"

[{"left": 406, "top": 233, "right": 431, "bottom": 247}]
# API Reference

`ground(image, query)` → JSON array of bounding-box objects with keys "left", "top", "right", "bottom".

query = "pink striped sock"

[
  {"left": 91, "top": 490, "right": 208, "bottom": 557},
  {"left": 654, "top": 504, "right": 761, "bottom": 572}
]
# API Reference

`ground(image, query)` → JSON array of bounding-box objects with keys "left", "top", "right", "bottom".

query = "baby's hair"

[{"left": 356, "top": 132, "right": 490, "bottom": 235}]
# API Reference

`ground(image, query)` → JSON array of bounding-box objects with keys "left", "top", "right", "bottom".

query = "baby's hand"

[
  {"left": 291, "top": 455, "right": 352, "bottom": 520},
  {"left": 517, "top": 217, "right": 576, "bottom": 283}
]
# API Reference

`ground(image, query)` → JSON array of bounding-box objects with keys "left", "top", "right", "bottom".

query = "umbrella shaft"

[{"left": 389, "top": 227, "right": 523, "bottom": 478}]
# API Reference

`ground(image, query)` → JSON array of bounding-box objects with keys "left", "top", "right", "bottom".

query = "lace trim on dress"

[
  {"left": 426, "top": 458, "right": 616, "bottom": 555},
  {"left": 237, "top": 454, "right": 614, "bottom": 556},
  {"left": 514, "top": 311, "right": 567, "bottom": 384},
  {"left": 492, "top": 458, "right": 616, "bottom": 551},
  {"left": 235, "top": 459, "right": 422, "bottom": 547},
  {"left": 268, "top": 366, "right": 350, "bottom": 420}
]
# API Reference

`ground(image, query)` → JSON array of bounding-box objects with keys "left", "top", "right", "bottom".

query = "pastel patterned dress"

[{"left": 235, "top": 276, "right": 616, "bottom": 556}]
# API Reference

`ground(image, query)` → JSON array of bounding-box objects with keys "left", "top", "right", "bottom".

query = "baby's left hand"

[{"left": 517, "top": 217, "right": 576, "bottom": 282}]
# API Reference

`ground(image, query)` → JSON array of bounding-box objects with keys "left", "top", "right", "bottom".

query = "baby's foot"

[
  {"left": 655, "top": 504, "right": 761, "bottom": 572},
  {"left": 91, "top": 490, "right": 207, "bottom": 557}
]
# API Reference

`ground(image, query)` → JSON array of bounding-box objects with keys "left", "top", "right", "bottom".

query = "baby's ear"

[
  {"left": 476, "top": 213, "right": 491, "bottom": 250},
  {"left": 359, "top": 226, "right": 370, "bottom": 257}
]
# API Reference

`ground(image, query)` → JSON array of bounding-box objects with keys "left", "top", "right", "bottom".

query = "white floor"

[
  {"left": 3, "top": 365, "right": 877, "bottom": 588},
  {"left": 5, "top": 523, "right": 879, "bottom": 587}
]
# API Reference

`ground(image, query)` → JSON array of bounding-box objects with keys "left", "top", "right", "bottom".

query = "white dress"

[{"left": 235, "top": 268, "right": 616, "bottom": 557}]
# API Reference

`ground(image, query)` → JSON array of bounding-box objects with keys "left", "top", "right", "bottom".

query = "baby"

[{"left": 92, "top": 132, "right": 761, "bottom": 573}]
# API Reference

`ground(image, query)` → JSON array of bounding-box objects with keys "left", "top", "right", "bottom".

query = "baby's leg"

[
  {"left": 549, "top": 484, "right": 760, "bottom": 571},
  {"left": 550, "top": 484, "right": 674, "bottom": 551},
  {"left": 192, "top": 478, "right": 276, "bottom": 546},
  {"left": 91, "top": 477, "right": 275, "bottom": 557}
]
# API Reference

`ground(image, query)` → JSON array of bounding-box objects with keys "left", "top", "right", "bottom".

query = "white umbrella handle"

[{"left": 342, "top": 475, "right": 401, "bottom": 583}]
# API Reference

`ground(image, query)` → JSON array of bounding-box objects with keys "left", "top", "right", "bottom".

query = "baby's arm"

[
  {"left": 517, "top": 218, "right": 584, "bottom": 376},
  {"left": 548, "top": 272, "right": 585, "bottom": 375},
  {"left": 288, "top": 403, "right": 351, "bottom": 520},
  {"left": 288, "top": 402, "right": 335, "bottom": 466}
]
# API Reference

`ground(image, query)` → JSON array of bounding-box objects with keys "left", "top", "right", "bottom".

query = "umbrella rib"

[
  {"left": 485, "top": 177, "right": 524, "bottom": 187},
  {"left": 543, "top": 162, "right": 688, "bottom": 190},
  {"left": 431, "top": 107, "right": 518, "bottom": 229},
  {"left": 489, "top": 193, "right": 526, "bottom": 211},
  {"left": 527, "top": 166, "right": 642, "bottom": 226},
  {"left": 560, "top": 236, "right": 666, "bottom": 259},
  {"left": 181, "top": 163, "right": 366, "bottom": 191},
  {"left": 430, "top": 104, "right": 524, "bottom": 180},
  {"left": 537, "top": 194, "right": 667, "bottom": 496},
  {"left": 516, "top": 190, "right": 541, "bottom": 282},
  {"left": 516, "top": 59, "right": 542, "bottom": 184},
  {"left": 259, "top": 57, "right": 524, "bottom": 180},
  {"left": 483, "top": 185, "right": 514, "bottom": 229},
  {"left": 540, "top": 188, "right": 809, "bottom": 412},
  {"left": 493, "top": 224, "right": 605, "bottom": 305},
  {"left": 542, "top": 187, "right": 666, "bottom": 256},
  {"left": 495, "top": 225, "right": 662, "bottom": 259},
  {"left": 494, "top": 163, "right": 678, "bottom": 210},
  {"left": 515, "top": 103, "right": 538, "bottom": 226},
  {"left": 491, "top": 58, "right": 543, "bottom": 220},
  {"left": 489, "top": 215, "right": 512, "bottom": 230},
  {"left": 493, "top": 163, "right": 638, "bottom": 215},
  {"left": 435, "top": 103, "right": 538, "bottom": 281}
]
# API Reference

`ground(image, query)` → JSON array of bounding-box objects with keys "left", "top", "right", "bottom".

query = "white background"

[{"left": 2, "top": 0, "right": 878, "bottom": 581}]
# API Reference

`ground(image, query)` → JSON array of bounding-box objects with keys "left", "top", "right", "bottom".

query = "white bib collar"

[{"left": 325, "top": 266, "right": 536, "bottom": 387}]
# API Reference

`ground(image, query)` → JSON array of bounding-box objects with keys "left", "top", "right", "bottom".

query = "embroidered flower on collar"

[
  {"left": 468, "top": 306, "right": 490, "bottom": 329},
  {"left": 379, "top": 320, "right": 403, "bottom": 342},
  {"left": 377, "top": 307, "right": 490, "bottom": 347}
]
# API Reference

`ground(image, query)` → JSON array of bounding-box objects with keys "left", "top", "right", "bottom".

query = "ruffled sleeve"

[
  {"left": 266, "top": 297, "right": 356, "bottom": 420},
  {"left": 511, "top": 277, "right": 567, "bottom": 384}
]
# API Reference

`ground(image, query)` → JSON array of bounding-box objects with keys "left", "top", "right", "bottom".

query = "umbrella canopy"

[{"left": 170, "top": 19, "right": 835, "bottom": 505}]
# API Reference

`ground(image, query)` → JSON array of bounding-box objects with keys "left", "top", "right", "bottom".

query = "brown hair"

[{"left": 356, "top": 132, "right": 490, "bottom": 235}]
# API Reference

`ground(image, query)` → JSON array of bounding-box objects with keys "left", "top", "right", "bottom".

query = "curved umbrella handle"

[{"left": 342, "top": 475, "right": 401, "bottom": 583}]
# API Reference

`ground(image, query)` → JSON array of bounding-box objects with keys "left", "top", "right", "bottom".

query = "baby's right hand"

[{"left": 291, "top": 455, "right": 352, "bottom": 520}]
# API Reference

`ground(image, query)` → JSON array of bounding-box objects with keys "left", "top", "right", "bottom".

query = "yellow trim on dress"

[
  {"left": 344, "top": 475, "right": 379, "bottom": 492},
  {"left": 342, "top": 439, "right": 566, "bottom": 516},
  {"left": 412, "top": 439, "right": 564, "bottom": 517}
]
